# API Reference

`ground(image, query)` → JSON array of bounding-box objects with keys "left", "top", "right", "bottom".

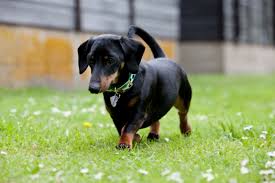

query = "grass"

[{"left": 0, "top": 75, "right": 274, "bottom": 183}]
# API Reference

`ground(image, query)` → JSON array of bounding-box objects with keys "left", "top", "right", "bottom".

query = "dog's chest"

[{"left": 104, "top": 95, "right": 138, "bottom": 120}]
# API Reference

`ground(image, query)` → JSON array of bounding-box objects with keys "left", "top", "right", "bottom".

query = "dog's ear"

[
  {"left": 119, "top": 37, "right": 145, "bottom": 73},
  {"left": 78, "top": 39, "right": 93, "bottom": 74}
]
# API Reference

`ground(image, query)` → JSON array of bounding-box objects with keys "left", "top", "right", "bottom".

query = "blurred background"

[{"left": 0, "top": 0, "right": 274, "bottom": 89}]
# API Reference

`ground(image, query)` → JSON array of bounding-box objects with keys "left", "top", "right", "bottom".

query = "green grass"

[{"left": 0, "top": 75, "right": 274, "bottom": 183}]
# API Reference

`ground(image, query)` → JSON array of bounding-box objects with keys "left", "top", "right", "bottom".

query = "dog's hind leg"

[
  {"left": 174, "top": 96, "right": 191, "bottom": 135},
  {"left": 147, "top": 121, "right": 160, "bottom": 140},
  {"left": 174, "top": 77, "right": 192, "bottom": 136}
]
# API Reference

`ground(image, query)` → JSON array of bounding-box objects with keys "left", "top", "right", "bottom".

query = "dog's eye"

[
  {"left": 88, "top": 55, "right": 95, "bottom": 65},
  {"left": 104, "top": 56, "right": 113, "bottom": 65}
]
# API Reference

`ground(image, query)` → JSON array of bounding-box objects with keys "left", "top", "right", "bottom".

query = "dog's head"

[{"left": 78, "top": 34, "right": 145, "bottom": 93}]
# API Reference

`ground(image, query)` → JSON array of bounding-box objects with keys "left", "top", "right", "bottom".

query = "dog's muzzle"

[{"left": 89, "top": 82, "right": 100, "bottom": 94}]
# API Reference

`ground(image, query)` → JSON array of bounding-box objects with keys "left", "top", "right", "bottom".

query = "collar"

[{"left": 106, "top": 73, "right": 136, "bottom": 94}]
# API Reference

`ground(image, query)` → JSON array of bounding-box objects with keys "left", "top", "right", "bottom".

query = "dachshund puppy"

[{"left": 78, "top": 26, "right": 192, "bottom": 149}]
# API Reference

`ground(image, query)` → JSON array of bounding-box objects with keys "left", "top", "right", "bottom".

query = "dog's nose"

[{"left": 89, "top": 82, "right": 100, "bottom": 94}]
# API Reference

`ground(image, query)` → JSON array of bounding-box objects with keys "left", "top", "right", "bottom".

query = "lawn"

[{"left": 0, "top": 75, "right": 274, "bottom": 183}]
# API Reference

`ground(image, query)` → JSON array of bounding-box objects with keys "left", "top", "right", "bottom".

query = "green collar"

[{"left": 106, "top": 73, "right": 136, "bottom": 93}]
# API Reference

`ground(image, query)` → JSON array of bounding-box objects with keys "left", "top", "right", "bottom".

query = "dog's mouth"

[
  {"left": 88, "top": 82, "right": 101, "bottom": 93},
  {"left": 89, "top": 72, "right": 119, "bottom": 94},
  {"left": 88, "top": 81, "right": 110, "bottom": 94}
]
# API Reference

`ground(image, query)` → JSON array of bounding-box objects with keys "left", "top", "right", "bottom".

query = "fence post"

[
  {"left": 233, "top": 0, "right": 239, "bottom": 42},
  {"left": 217, "top": 0, "right": 224, "bottom": 41},
  {"left": 129, "top": 0, "right": 135, "bottom": 25},
  {"left": 273, "top": 0, "right": 275, "bottom": 44},
  {"left": 74, "top": 0, "right": 81, "bottom": 31}
]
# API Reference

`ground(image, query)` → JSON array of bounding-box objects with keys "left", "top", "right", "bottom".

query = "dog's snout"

[{"left": 89, "top": 82, "right": 100, "bottom": 93}]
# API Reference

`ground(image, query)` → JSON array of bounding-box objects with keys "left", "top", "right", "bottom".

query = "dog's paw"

[
  {"left": 147, "top": 132, "right": 159, "bottom": 141},
  {"left": 133, "top": 133, "right": 142, "bottom": 143},
  {"left": 181, "top": 125, "right": 191, "bottom": 137},
  {"left": 116, "top": 143, "right": 131, "bottom": 150},
  {"left": 183, "top": 130, "right": 191, "bottom": 137}
]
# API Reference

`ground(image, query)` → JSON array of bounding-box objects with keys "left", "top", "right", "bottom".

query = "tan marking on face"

[
  {"left": 100, "top": 71, "right": 119, "bottom": 91},
  {"left": 120, "top": 62, "right": 125, "bottom": 70}
]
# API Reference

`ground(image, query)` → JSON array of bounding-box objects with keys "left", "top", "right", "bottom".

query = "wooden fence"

[{"left": 0, "top": 0, "right": 179, "bottom": 39}]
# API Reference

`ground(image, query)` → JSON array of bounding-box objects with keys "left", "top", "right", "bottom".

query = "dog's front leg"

[{"left": 116, "top": 112, "right": 147, "bottom": 149}]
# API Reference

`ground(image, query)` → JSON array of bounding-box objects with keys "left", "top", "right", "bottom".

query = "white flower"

[
  {"left": 201, "top": 169, "right": 215, "bottom": 182},
  {"left": 100, "top": 106, "right": 107, "bottom": 115},
  {"left": 164, "top": 138, "right": 170, "bottom": 142},
  {"left": 161, "top": 168, "right": 171, "bottom": 176},
  {"left": 138, "top": 169, "right": 148, "bottom": 175},
  {"left": 240, "top": 167, "right": 250, "bottom": 174},
  {"left": 229, "top": 178, "right": 237, "bottom": 183},
  {"left": 196, "top": 115, "right": 208, "bottom": 121},
  {"left": 51, "top": 107, "right": 60, "bottom": 113},
  {"left": 265, "top": 160, "right": 275, "bottom": 169},
  {"left": 106, "top": 124, "right": 114, "bottom": 128},
  {"left": 81, "top": 106, "right": 96, "bottom": 113},
  {"left": 167, "top": 172, "right": 183, "bottom": 183},
  {"left": 98, "top": 123, "right": 104, "bottom": 128},
  {"left": 94, "top": 172, "right": 104, "bottom": 180},
  {"left": 262, "top": 131, "right": 268, "bottom": 134},
  {"left": 0, "top": 151, "right": 7, "bottom": 155},
  {"left": 65, "top": 129, "right": 69, "bottom": 137},
  {"left": 241, "top": 136, "right": 248, "bottom": 140},
  {"left": 260, "top": 134, "right": 266, "bottom": 140},
  {"left": 267, "top": 151, "right": 275, "bottom": 158},
  {"left": 62, "top": 111, "right": 72, "bottom": 117},
  {"left": 80, "top": 168, "right": 89, "bottom": 174},
  {"left": 21, "top": 111, "right": 29, "bottom": 117},
  {"left": 107, "top": 175, "right": 114, "bottom": 180},
  {"left": 243, "top": 125, "right": 253, "bottom": 131},
  {"left": 236, "top": 112, "right": 242, "bottom": 116},
  {"left": 81, "top": 108, "right": 87, "bottom": 113},
  {"left": 241, "top": 159, "right": 249, "bottom": 166},
  {"left": 28, "top": 97, "right": 36, "bottom": 104},
  {"left": 30, "top": 174, "right": 39, "bottom": 180},
  {"left": 259, "top": 169, "right": 274, "bottom": 175},
  {"left": 10, "top": 108, "right": 17, "bottom": 113},
  {"left": 38, "top": 163, "right": 44, "bottom": 168},
  {"left": 240, "top": 159, "right": 250, "bottom": 174},
  {"left": 269, "top": 111, "right": 275, "bottom": 119},
  {"left": 33, "top": 111, "right": 41, "bottom": 116},
  {"left": 55, "top": 170, "right": 64, "bottom": 180}
]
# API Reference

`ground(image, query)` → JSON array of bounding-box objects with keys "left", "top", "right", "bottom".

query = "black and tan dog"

[{"left": 78, "top": 26, "right": 192, "bottom": 149}]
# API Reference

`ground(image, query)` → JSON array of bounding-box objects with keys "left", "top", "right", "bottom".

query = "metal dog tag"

[{"left": 110, "top": 94, "right": 120, "bottom": 107}]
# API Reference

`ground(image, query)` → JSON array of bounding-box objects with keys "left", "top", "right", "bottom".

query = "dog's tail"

[{"left": 127, "top": 25, "right": 165, "bottom": 58}]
